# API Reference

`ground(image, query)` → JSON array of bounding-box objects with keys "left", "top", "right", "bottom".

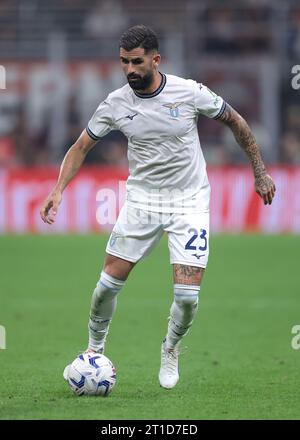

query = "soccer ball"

[{"left": 63, "top": 352, "right": 117, "bottom": 396}]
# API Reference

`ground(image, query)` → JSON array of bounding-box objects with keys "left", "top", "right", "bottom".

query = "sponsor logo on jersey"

[
  {"left": 162, "top": 102, "right": 184, "bottom": 118},
  {"left": 125, "top": 113, "right": 138, "bottom": 120},
  {"left": 191, "top": 253, "right": 205, "bottom": 260}
]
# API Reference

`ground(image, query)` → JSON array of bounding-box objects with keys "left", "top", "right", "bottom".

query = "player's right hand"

[{"left": 40, "top": 190, "right": 62, "bottom": 224}]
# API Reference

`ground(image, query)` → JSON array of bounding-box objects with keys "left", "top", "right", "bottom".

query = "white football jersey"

[{"left": 87, "top": 73, "right": 225, "bottom": 213}]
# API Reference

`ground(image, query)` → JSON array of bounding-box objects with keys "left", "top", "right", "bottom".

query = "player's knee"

[
  {"left": 103, "top": 254, "right": 135, "bottom": 281},
  {"left": 174, "top": 284, "right": 199, "bottom": 308},
  {"left": 175, "top": 295, "right": 198, "bottom": 308},
  {"left": 94, "top": 271, "right": 125, "bottom": 301}
]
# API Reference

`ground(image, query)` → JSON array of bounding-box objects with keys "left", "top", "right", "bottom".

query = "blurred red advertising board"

[{"left": 0, "top": 166, "right": 299, "bottom": 233}]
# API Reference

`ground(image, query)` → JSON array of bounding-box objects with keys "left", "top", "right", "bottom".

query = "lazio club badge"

[{"left": 163, "top": 102, "right": 184, "bottom": 118}]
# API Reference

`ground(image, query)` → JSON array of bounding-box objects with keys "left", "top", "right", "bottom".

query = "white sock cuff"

[
  {"left": 174, "top": 283, "right": 200, "bottom": 292},
  {"left": 99, "top": 271, "right": 125, "bottom": 291}
]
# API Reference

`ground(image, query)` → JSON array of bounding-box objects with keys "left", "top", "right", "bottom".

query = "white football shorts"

[{"left": 106, "top": 203, "right": 209, "bottom": 268}]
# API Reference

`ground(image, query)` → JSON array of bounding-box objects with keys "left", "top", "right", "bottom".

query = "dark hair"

[{"left": 119, "top": 25, "right": 159, "bottom": 53}]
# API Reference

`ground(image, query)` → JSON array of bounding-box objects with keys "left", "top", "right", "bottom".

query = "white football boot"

[{"left": 159, "top": 340, "right": 180, "bottom": 389}]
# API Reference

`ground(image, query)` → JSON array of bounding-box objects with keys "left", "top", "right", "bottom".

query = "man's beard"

[{"left": 127, "top": 71, "right": 154, "bottom": 91}]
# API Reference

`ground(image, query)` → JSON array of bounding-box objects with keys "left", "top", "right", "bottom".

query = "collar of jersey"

[{"left": 133, "top": 73, "right": 166, "bottom": 99}]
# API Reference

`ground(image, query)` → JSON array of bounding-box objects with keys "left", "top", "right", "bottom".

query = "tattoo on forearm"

[
  {"left": 219, "top": 103, "right": 266, "bottom": 177},
  {"left": 173, "top": 264, "right": 204, "bottom": 285}
]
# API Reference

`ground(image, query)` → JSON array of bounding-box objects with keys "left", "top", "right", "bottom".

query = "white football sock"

[
  {"left": 165, "top": 284, "right": 200, "bottom": 350},
  {"left": 88, "top": 271, "right": 124, "bottom": 352}
]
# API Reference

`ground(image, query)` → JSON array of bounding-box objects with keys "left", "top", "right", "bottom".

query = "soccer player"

[{"left": 40, "top": 25, "right": 276, "bottom": 389}]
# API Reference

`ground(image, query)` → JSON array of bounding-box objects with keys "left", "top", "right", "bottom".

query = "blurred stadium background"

[
  {"left": 1, "top": 0, "right": 300, "bottom": 420},
  {"left": 0, "top": 0, "right": 300, "bottom": 233}
]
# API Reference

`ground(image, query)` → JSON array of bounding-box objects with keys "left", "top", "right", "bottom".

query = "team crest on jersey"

[
  {"left": 162, "top": 102, "right": 184, "bottom": 118},
  {"left": 109, "top": 232, "right": 122, "bottom": 247}
]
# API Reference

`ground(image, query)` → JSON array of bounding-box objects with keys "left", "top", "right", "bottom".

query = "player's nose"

[{"left": 127, "top": 67, "right": 136, "bottom": 76}]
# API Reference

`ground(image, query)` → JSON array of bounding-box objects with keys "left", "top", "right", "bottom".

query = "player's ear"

[{"left": 153, "top": 52, "right": 161, "bottom": 67}]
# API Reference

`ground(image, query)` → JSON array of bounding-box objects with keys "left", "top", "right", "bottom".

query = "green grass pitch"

[{"left": 0, "top": 234, "right": 299, "bottom": 420}]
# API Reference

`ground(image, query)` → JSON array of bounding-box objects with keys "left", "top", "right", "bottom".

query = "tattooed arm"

[{"left": 218, "top": 103, "right": 276, "bottom": 205}]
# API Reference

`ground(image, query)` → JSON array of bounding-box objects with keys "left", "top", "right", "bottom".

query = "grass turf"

[{"left": 0, "top": 234, "right": 299, "bottom": 420}]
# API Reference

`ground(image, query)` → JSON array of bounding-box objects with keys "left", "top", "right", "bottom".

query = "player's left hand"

[{"left": 254, "top": 173, "right": 276, "bottom": 205}]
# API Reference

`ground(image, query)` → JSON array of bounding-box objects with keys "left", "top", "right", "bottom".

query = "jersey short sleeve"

[
  {"left": 86, "top": 98, "right": 114, "bottom": 140},
  {"left": 194, "top": 83, "right": 226, "bottom": 119}
]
